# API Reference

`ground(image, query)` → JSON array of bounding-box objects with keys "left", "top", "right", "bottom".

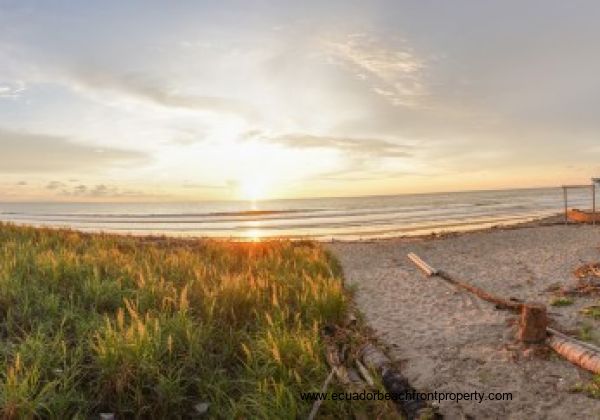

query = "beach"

[{"left": 329, "top": 221, "right": 600, "bottom": 418}]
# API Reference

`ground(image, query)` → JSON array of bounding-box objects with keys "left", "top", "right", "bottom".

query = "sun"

[{"left": 238, "top": 176, "right": 270, "bottom": 201}]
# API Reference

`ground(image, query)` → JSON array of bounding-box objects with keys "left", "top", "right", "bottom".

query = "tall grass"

[{"left": 0, "top": 223, "right": 361, "bottom": 418}]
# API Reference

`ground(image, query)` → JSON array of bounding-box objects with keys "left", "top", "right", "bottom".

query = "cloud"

[
  {"left": 0, "top": 128, "right": 147, "bottom": 173},
  {"left": 0, "top": 81, "right": 26, "bottom": 98},
  {"left": 244, "top": 131, "right": 414, "bottom": 183},
  {"left": 71, "top": 70, "right": 259, "bottom": 120},
  {"left": 182, "top": 182, "right": 227, "bottom": 190},
  {"left": 57, "top": 183, "right": 146, "bottom": 198},
  {"left": 45, "top": 181, "right": 67, "bottom": 190},
  {"left": 325, "top": 33, "right": 426, "bottom": 107},
  {"left": 247, "top": 131, "right": 412, "bottom": 159}
]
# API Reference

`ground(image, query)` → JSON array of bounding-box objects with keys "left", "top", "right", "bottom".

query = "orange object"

[{"left": 567, "top": 209, "right": 600, "bottom": 223}]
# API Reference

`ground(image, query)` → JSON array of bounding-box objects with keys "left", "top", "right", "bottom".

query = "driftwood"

[
  {"left": 324, "top": 331, "right": 441, "bottom": 418},
  {"left": 407, "top": 253, "right": 438, "bottom": 276},
  {"left": 408, "top": 253, "right": 600, "bottom": 375},
  {"left": 408, "top": 253, "right": 522, "bottom": 311},
  {"left": 518, "top": 303, "right": 548, "bottom": 343},
  {"left": 355, "top": 359, "right": 375, "bottom": 387},
  {"left": 547, "top": 334, "right": 600, "bottom": 374},
  {"left": 437, "top": 270, "right": 522, "bottom": 311},
  {"left": 325, "top": 343, "right": 365, "bottom": 388},
  {"left": 307, "top": 369, "right": 335, "bottom": 420},
  {"left": 547, "top": 327, "right": 600, "bottom": 353},
  {"left": 360, "top": 344, "right": 441, "bottom": 420}
]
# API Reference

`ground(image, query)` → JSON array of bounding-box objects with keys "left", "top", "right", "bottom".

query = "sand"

[{"left": 329, "top": 222, "right": 600, "bottom": 419}]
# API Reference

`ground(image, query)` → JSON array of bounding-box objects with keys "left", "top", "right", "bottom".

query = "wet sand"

[{"left": 329, "top": 222, "right": 600, "bottom": 419}]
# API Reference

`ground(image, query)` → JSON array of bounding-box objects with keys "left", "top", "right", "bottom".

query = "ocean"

[{"left": 0, "top": 187, "right": 593, "bottom": 240}]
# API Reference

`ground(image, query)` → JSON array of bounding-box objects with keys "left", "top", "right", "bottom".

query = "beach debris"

[
  {"left": 567, "top": 262, "right": 600, "bottom": 295},
  {"left": 325, "top": 342, "right": 365, "bottom": 388},
  {"left": 323, "top": 312, "right": 440, "bottom": 419},
  {"left": 547, "top": 331, "right": 600, "bottom": 374},
  {"left": 407, "top": 252, "right": 438, "bottom": 276},
  {"left": 517, "top": 303, "right": 548, "bottom": 344},
  {"left": 307, "top": 369, "right": 335, "bottom": 420},
  {"left": 194, "top": 402, "right": 210, "bottom": 416},
  {"left": 407, "top": 252, "right": 600, "bottom": 381},
  {"left": 355, "top": 359, "right": 375, "bottom": 387},
  {"left": 99, "top": 414, "right": 115, "bottom": 420},
  {"left": 407, "top": 253, "right": 522, "bottom": 312},
  {"left": 360, "top": 343, "right": 441, "bottom": 420},
  {"left": 346, "top": 313, "right": 358, "bottom": 327},
  {"left": 548, "top": 327, "right": 600, "bottom": 354},
  {"left": 574, "top": 262, "right": 600, "bottom": 278}
]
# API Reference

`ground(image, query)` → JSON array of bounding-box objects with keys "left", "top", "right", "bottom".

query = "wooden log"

[
  {"left": 355, "top": 359, "right": 375, "bottom": 387},
  {"left": 437, "top": 270, "right": 522, "bottom": 311},
  {"left": 325, "top": 343, "right": 364, "bottom": 388},
  {"left": 360, "top": 344, "right": 440, "bottom": 420},
  {"left": 517, "top": 303, "right": 548, "bottom": 344},
  {"left": 361, "top": 343, "right": 392, "bottom": 372},
  {"left": 548, "top": 334, "right": 600, "bottom": 374},
  {"left": 547, "top": 327, "right": 600, "bottom": 353},
  {"left": 407, "top": 253, "right": 523, "bottom": 312},
  {"left": 407, "top": 252, "right": 438, "bottom": 276}
]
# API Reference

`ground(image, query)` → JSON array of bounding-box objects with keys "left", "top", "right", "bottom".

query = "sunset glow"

[{"left": 1, "top": 1, "right": 600, "bottom": 202}]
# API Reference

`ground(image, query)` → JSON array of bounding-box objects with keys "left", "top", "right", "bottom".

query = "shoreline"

[{"left": 0, "top": 212, "right": 566, "bottom": 244}]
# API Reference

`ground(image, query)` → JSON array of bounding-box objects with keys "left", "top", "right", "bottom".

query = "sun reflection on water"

[{"left": 245, "top": 228, "right": 263, "bottom": 242}]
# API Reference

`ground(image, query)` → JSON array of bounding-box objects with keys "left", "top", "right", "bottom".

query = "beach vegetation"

[
  {"left": 0, "top": 223, "right": 389, "bottom": 418},
  {"left": 580, "top": 304, "right": 600, "bottom": 320},
  {"left": 571, "top": 375, "right": 600, "bottom": 399},
  {"left": 550, "top": 296, "right": 574, "bottom": 307}
]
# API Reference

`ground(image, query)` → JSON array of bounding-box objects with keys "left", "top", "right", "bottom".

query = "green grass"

[
  {"left": 0, "top": 223, "right": 389, "bottom": 418},
  {"left": 571, "top": 375, "right": 600, "bottom": 399},
  {"left": 577, "top": 323, "right": 598, "bottom": 344},
  {"left": 580, "top": 304, "right": 600, "bottom": 320},
  {"left": 550, "top": 296, "right": 574, "bottom": 307}
]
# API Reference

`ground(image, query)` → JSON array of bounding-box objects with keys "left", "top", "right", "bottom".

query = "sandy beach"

[{"left": 329, "top": 221, "right": 600, "bottom": 419}]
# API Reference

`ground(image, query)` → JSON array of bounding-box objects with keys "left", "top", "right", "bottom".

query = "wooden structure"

[
  {"left": 562, "top": 177, "right": 599, "bottom": 224},
  {"left": 517, "top": 303, "right": 547, "bottom": 343}
]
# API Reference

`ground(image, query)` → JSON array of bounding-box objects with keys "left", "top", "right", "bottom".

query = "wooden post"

[
  {"left": 593, "top": 183, "right": 596, "bottom": 225},
  {"left": 563, "top": 186, "right": 568, "bottom": 224},
  {"left": 518, "top": 303, "right": 547, "bottom": 344}
]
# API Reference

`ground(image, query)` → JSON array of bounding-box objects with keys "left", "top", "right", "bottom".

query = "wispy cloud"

[
  {"left": 244, "top": 131, "right": 414, "bottom": 182},
  {"left": 55, "top": 183, "right": 146, "bottom": 198},
  {"left": 324, "top": 33, "right": 426, "bottom": 107},
  {"left": 45, "top": 181, "right": 67, "bottom": 190},
  {"left": 0, "top": 128, "right": 147, "bottom": 173},
  {"left": 0, "top": 81, "right": 26, "bottom": 98},
  {"left": 70, "top": 70, "right": 259, "bottom": 120},
  {"left": 246, "top": 131, "right": 412, "bottom": 159},
  {"left": 181, "top": 182, "right": 227, "bottom": 190}
]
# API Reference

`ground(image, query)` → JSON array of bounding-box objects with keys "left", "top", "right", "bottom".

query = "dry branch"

[{"left": 307, "top": 369, "right": 335, "bottom": 420}]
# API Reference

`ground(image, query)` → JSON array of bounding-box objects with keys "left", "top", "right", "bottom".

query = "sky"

[{"left": 1, "top": 0, "right": 600, "bottom": 201}]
